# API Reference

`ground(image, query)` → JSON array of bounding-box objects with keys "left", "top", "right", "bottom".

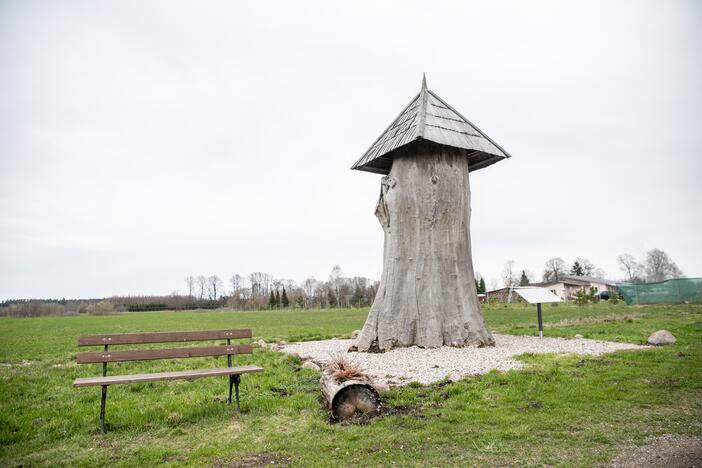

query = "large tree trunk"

[{"left": 354, "top": 145, "right": 494, "bottom": 352}]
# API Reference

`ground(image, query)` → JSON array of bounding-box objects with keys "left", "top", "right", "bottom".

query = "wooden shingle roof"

[{"left": 351, "top": 75, "right": 511, "bottom": 174}]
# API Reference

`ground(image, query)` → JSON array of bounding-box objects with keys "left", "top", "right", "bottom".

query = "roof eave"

[{"left": 351, "top": 139, "right": 508, "bottom": 175}]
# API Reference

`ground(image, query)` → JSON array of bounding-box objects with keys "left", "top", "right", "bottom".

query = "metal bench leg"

[
  {"left": 228, "top": 375, "right": 241, "bottom": 411},
  {"left": 100, "top": 385, "right": 108, "bottom": 434},
  {"left": 233, "top": 375, "right": 241, "bottom": 412}
]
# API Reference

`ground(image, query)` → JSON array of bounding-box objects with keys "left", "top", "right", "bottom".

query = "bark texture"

[{"left": 354, "top": 145, "right": 494, "bottom": 352}]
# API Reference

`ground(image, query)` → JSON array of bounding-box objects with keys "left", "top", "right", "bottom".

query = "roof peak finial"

[{"left": 421, "top": 73, "right": 427, "bottom": 91}]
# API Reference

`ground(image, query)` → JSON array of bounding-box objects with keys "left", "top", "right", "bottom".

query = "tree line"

[
  {"left": 195, "top": 265, "right": 379, "bottom": 310},
  {"left": 0, "top": 250, "right": 686, "bottom": 317},
  {"left": 616, "top": 248, "right": 682, "bottom": 283},
  {"left": 488, "top": 248, "right": 683, "bottom": 290},
  {"left": 0, "top": 265, "right": 379, "bottom": 317}
]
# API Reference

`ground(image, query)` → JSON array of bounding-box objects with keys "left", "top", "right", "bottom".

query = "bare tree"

[
  {"left": 230, "top": 274, "right": 243, "bottom": 295},
  {"left": 644, "top": 248, "right": 682, "bottom": 282},
  {"left": 249, "top": 272, "right": 263, "bottom": 297},
  {"left": 272, "top": 279, "right": 282, "bottom": 295},
  {"left": 302, "top": 277, "right": 318, "bottom": 308},
  {"left": 185, "top": 276, "right": 195, "bottom": 299},
  {"left": 617, "top": 254, "right": 643, "bottom": 283},
  {"left": 208, "top": 275, "right": 223, "bottom": 300},
  {"left": 329, "top": 265, "right": 343, "bottom": 308},
  {"left": 261, "top": 273, "right": 273, "bottom": 297},
  {"left": 501, "top": 260, "right": 517, "bottom": 288},
  {"left": 196, "top": 275, "right": 207, "bottom": 300},
  {"left": 543, "top": 257, "right": 566, "bottom": 282},
  {"left": 281, "top": 279, "right": 296, "bottom": 292}
]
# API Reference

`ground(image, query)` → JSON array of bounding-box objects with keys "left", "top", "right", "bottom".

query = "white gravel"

[{"left": 279, "top": 334, "right": 647, "bottom": 386}]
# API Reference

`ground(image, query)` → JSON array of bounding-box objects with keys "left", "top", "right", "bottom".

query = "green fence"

[{"left": 617, "top": 278, "right": 702, "bottom": 305}]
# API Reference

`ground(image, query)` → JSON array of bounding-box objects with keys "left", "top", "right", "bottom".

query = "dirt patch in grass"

[
  {"left": 329, "top": 401, "right": 426, "bottom": 425},
  {"left": 269, "top": 387, "right": 290, "bottom": 396},
  {"left": 644, "top": 378, "right": 681, "bottom": 387},
  {"left": 214, "top": 453, "right": 292, "bottom": 467},
  {"left": 520, "top": 400, "right": 544, "bottom": 411},
  {"left": 381, "top": 403, "right": 425, "bottom": 418},
  {"left": 609, "top": 434, "right": 702, "bottom": 467}
]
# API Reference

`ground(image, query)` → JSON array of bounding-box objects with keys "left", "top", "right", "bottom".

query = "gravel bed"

[
  {"left": 279, "top": 334, "right": 647, "bottom": 386},
  {"left": 610, "top": 434, "right": 702, "bottom": 468}
]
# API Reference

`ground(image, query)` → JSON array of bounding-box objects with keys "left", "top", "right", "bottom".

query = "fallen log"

[
  {"left": 319, "top": 355, "right": 381, "bottom": 421},
  {"left": 320, "top": 375, "right": 380, "bottom": 421}
]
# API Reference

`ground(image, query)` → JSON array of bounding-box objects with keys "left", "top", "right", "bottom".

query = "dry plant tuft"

[{"left": 326, "top": 354, "right": 368, "bottom": 382}]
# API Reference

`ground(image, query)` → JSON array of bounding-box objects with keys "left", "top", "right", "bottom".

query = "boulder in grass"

[
  {"left": 255, "top": 339, "right": 267, "bottom": 348},
  {"left": 647, "top": 330, "right": 676, "bottom": 346}
]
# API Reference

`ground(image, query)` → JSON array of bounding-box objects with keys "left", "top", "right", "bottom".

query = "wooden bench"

[{"left": 73, "top": 329, "right": 263, "bottom": 434}]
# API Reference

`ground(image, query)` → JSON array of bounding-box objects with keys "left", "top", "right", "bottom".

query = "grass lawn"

[{"left": 0, "top": 303, "right": 700, "bottom": 466}]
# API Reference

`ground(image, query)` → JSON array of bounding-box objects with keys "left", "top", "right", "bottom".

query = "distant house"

[
  {"left": 533, "top": 275, "right": 616, "bottom": 301},
  {"left": 486, "top": 275, "right": 616, "bottom": 303},
  {"left": 484, "top": 287, "right": 527, "bottom": 304}
]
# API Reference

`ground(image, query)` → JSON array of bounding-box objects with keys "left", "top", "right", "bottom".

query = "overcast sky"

[{"left": 1, "top": 0, "right": 700, "bottom": 300}]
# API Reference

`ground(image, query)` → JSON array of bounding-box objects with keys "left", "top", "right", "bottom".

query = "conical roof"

[{"left": 351, "top": 75, "right": 511, "bottom": 174}]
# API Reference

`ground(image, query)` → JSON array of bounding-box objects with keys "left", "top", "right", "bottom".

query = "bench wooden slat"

[
  {"left": 78, "top": 329, "right": 252, "bottom": 346},
  {"left": 73, "top": 365, "right": 263, "bottom": 387},
  {"left": 76, "top": 344, "right": 252, "bottom": 364}
]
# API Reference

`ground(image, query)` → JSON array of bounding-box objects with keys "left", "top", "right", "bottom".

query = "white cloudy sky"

[{"left": 1, "top": 0, "right": 700, "bottom": 299}]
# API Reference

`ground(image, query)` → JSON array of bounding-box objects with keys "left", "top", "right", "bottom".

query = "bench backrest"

[{"left": 76, "top": 329, "right": 252, "bottom": 364}]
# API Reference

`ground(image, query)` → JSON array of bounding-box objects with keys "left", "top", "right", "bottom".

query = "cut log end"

[
  {"left": 332, "top": 384, "right": 381, "bottom": 422},
  {"left": 320, "top": 376, "right": 381, "bottom": 422}
]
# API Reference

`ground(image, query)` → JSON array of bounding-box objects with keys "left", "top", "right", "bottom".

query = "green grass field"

[{"left": 1, "top": 303, "right": 700, "bottom": 467}]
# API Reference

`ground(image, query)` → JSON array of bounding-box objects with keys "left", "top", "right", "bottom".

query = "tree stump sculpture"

[{"left": 350, "top": 75, "right": 511, "bottom": 352}]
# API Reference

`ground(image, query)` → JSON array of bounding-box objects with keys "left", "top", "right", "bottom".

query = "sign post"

[
  {"left": 537, "top": 303, "right": 543, "bottom": 338},
  {"left": 511, "top": 287, "right": 562, "bottom": 339}
]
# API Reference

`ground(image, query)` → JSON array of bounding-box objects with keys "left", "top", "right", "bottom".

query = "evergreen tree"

[
  {"left": 268, "top": 291, "right": 276, "bottom": 309},
  {"left": 352, "top": 284, "right": 365, "bottom": 308},
  {"left": 475, "top": 279, "right": 479, "bottom": 292},
  {"left": 571, "top": 261, "right": 584, "bottom": 276},
  {"left": 519, "top": 270, "right": 530, "bottom": 286},
  {"left": 281, "top": 287, "right": 289, "bottom": 308},
  {"left": 275, "top": 290, "right": 281, "bottom": 309},
  {"left": 478, "top": 277, "right": 486, "bottom": 294}
]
